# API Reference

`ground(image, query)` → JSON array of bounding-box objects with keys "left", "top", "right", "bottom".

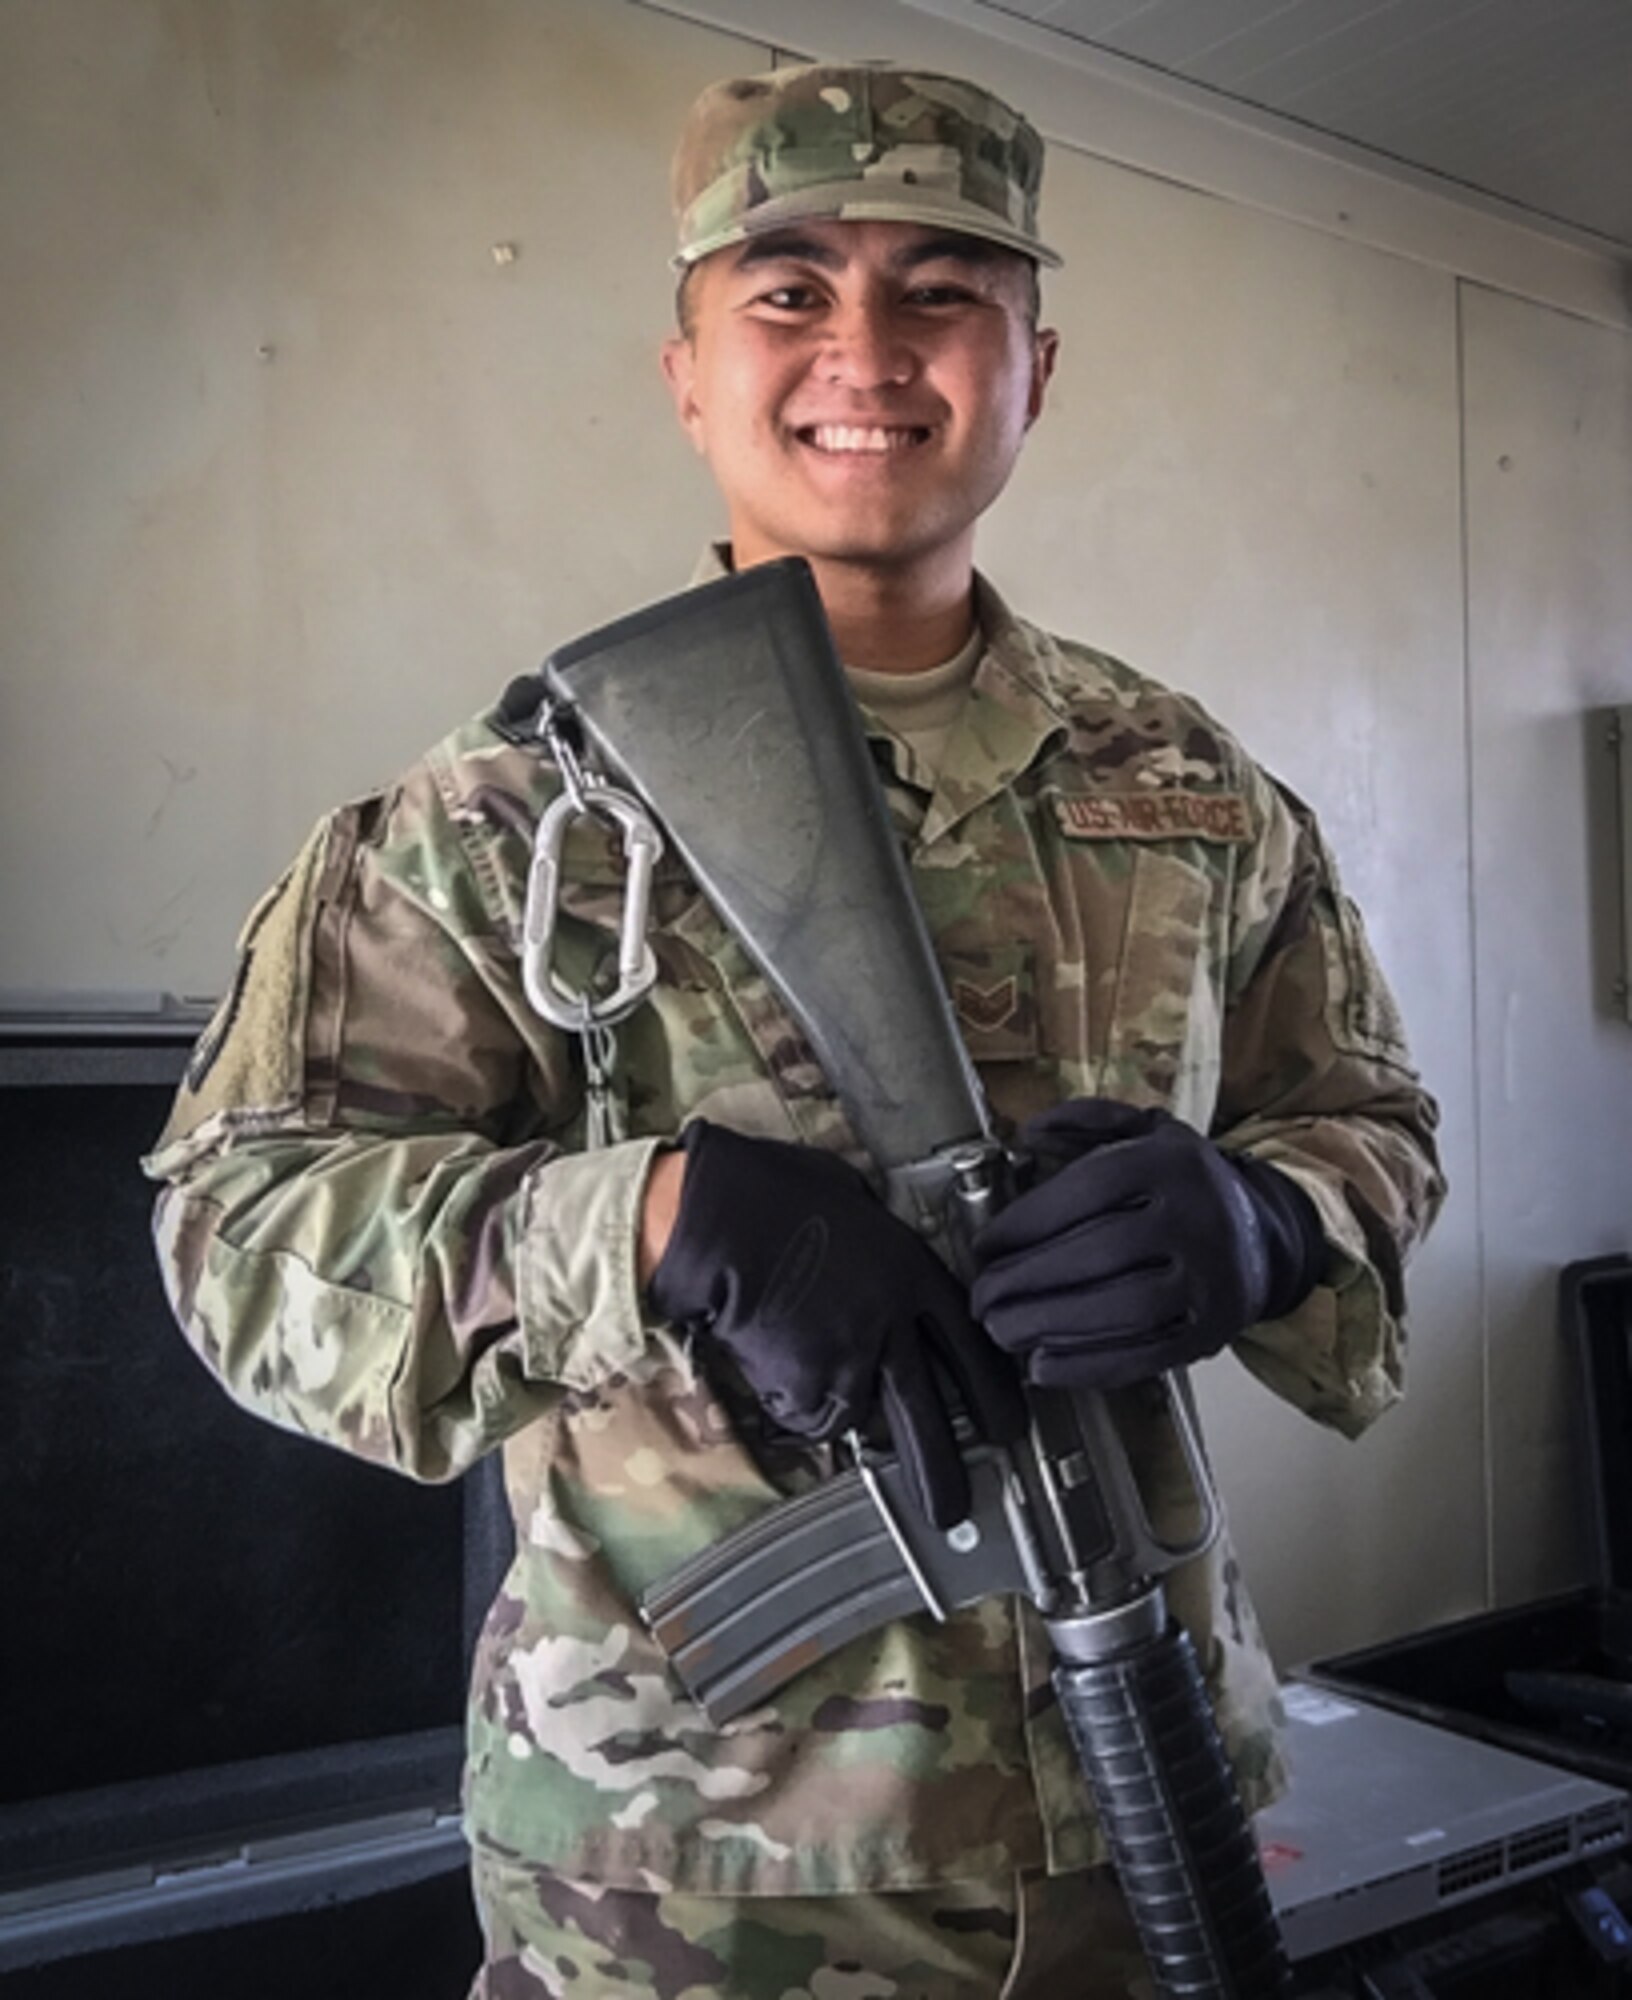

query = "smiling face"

[{"left": 661, "top": 219, "right": 1058, "bottom": 594}]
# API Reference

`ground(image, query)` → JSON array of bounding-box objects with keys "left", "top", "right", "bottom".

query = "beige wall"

[
  {"left": 1, "top": 0, "right": 745, "bottom": 1001},
  {"left": 4, "top": 0, "right": 1630, "bottom": 1671},
  {"left": 1462, "top": 287, "right": 1632, "bottom": 1606}
]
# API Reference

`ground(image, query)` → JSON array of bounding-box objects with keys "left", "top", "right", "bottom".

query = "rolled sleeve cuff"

[
  {"left": 516, "top": 1136, "right": 667, "bottom": 1390},
  {"left": 1229, "top": 1157, "right": 1404, "bottom": 1438}
]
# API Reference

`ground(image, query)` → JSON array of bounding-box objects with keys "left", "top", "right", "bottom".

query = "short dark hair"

[{"left": 674, "top": 252, "right": 1042, "bottom": 341}]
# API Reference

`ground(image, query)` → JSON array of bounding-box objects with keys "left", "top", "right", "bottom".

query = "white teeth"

[{"left": 805, "top": 424, "right": 924, "bottom": 453}]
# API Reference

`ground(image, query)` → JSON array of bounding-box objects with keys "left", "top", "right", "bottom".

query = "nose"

[{"left": 818, "top": 296, "right": 915, "bottom": 391}]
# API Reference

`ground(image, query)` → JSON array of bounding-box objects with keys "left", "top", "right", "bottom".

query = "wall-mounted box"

[{"left": 1614, "top": 710, "right": 1632, "bottom": 1026}]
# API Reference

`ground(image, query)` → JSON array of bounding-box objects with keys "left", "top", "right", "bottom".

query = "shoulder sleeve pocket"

[
  {"left": 1308, "top": 825, "right": 1416, "bottom": 1072},
  {"left": 147, "top": 807, "right": 365, "bottom": 1173},
  {"left": 1322, "top": 891, "right": 1414, "bottom": 1072}
]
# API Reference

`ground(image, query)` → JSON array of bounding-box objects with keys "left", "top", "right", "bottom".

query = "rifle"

[{"left": 505, "top": 557, "right": 1291, "bottom": 1999}]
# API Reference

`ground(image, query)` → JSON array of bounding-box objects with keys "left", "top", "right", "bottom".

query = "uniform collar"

[
  {"left": 923, "top": 574, "right": 1070, "bottom": 843},
  {"left": 686, "top": 546, "right": 1071, "bottom": 842}
]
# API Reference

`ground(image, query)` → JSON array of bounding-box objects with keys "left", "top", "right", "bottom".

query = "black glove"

[
  {"left": 648, "top": 1121, "right": 1027, "bottom": 1529},
  {"left": 969, "top": 1099, "right": 1325, "bottom": 1391}
]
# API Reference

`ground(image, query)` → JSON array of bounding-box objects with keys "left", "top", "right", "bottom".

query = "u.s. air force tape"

[{"left": 1052, "top": 790, "right": 1253, "bottom": 843}]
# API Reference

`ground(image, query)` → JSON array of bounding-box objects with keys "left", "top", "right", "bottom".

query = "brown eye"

[{"left": 759, "top": 285, "right": 820, "bottom": 312}]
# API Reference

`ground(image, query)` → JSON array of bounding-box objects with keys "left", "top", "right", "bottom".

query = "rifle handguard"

[{"left": 1052, "top": 1606, "right": 1292, "bottom": 1998}]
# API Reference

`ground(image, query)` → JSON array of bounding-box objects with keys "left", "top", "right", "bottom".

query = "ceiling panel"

[{"left": 939, "top": 0, "right": 1632, "bottom": 248}]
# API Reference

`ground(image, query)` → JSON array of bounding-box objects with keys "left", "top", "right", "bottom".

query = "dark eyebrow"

[
  {"left": 891, "top": 233, "right": 1007, "bottom": 273},
  {"left": 731, "top": 230, "right": 847, "bottom": 273},
  {"left": 730, "top": 228, "right": 1007, "bottom": 278}
]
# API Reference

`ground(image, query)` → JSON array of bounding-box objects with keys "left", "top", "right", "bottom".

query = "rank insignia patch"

[{"left": 953, "top": 975, "right": 1020, "bottom": 1034}]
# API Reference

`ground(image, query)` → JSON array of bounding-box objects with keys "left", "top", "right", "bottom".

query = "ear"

[
  {"left": 660, "top": 335, "right": 708, "bottom": 455},
  {"left": 1025, "top": 327, "right": 1060, "bottom": 429}
]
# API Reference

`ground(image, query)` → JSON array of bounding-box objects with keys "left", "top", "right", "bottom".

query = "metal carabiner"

[{"left": 521, "top": 775, "right": 664, "bottom": 1032}]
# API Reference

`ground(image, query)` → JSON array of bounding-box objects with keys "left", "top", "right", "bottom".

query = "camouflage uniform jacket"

[{"left": 147, "top": 568, "right": 1444, "bottom": 1897}]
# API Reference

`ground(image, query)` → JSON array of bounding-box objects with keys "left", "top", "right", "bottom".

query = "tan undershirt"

[{"left": 845, "top": 623, "right": 984, "bottom": 788}]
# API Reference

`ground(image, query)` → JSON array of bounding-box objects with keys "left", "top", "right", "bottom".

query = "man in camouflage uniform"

[{"left": 148, "top": 62, "right": 1444, "bottom": 1999}]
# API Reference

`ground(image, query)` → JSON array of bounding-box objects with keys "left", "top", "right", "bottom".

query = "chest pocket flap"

[{"left": 1101, "top": 848, "right": 1219, "bottom": 1118}]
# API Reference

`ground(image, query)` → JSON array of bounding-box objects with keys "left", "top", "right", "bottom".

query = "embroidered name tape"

[{"left": 1053, "top": 791, "right": 1252, "bottom": 843}]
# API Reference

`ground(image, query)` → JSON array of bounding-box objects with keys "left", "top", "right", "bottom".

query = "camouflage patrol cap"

[{"left": 671, "top": 62, "right": 1062, "bottom": 271}]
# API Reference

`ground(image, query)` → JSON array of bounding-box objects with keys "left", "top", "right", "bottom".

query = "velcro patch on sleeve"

[
  {"left": 1053, "top": 790, "right": 1253, "bottom": 843},
  {"left": 147, "top": 821, "right": 335, "bottom": 1169}
]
